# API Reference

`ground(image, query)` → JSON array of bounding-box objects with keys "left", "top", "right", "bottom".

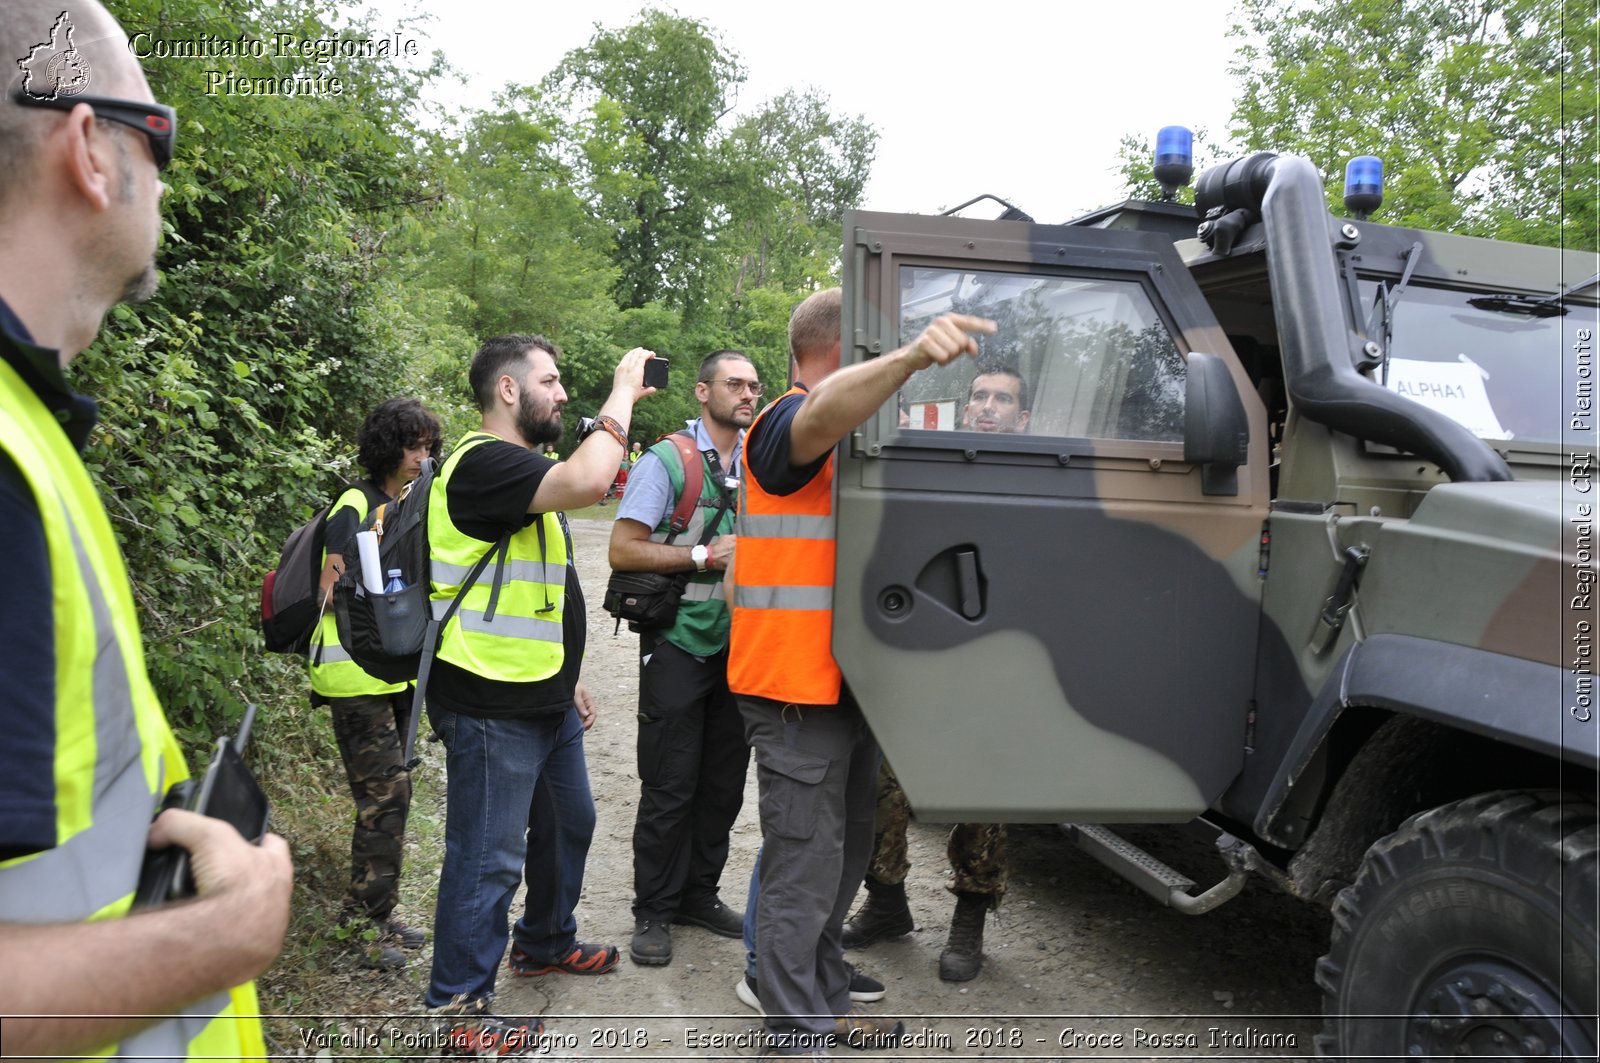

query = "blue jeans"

[
  {"left": 743, "top": 847, "right": 761, "bottom": 980},
  {"left": 424, "top": 705, "right": 595, "bottom": 1008}
]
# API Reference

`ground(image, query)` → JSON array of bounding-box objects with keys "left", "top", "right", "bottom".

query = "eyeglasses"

[
  {"left": 11, "top": 89, "right": 177, "bottom": 171},
  {"left": 707, "top": 378, "right": 764, "bottom": 396}
]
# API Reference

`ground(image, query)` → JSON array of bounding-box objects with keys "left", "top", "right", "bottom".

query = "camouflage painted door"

[{"left": 834, "top": 211, "right": 1271, "bottom": 823}]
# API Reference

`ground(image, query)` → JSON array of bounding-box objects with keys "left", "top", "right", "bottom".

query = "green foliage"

[
  {"left": 1224, "top": 0, "right": 1594, "bottom": 248},
  {"left": 89, "top": 0, "right": 450, "bottom": 739}
]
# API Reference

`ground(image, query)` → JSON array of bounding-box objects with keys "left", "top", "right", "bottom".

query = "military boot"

[
  {"left": 937, "top": 891, "right": 988, "bottom": 982},
  {"left": 841, "top": 879, "right": 913, "bottom": 949}
]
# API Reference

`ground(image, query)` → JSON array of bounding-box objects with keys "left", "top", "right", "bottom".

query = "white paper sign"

[{"left": 1384, "top": 357, "right": 1512, "bottom": 440}]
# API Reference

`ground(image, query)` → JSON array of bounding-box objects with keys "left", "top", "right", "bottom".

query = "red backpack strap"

[{"left": 663, "top": 431, "right": 704, "bottom": 536}]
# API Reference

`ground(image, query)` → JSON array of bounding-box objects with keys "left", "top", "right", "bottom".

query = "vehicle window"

[
  {"left": 896, "top": 266, "right": 1186, "bottom": 443},
  {"left": 1365, "top": 280, "right": 1586, "bottom": 447}
]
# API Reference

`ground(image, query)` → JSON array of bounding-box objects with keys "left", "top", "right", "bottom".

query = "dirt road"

[{"left": 316, "top": 517, "right": 1333, "bottom": 1060}]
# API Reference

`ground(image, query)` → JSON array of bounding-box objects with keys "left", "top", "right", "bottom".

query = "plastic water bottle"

[{"left": 383, "top": 568, "right": 407, "bottom": 594}]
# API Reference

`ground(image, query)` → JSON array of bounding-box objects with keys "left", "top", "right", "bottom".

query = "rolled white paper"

[{"left": 356, "top": 530, "right": 385, "bottom": 594}]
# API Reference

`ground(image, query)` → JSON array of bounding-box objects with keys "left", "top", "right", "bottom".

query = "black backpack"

[
  {"left": 330, "top": 444, "right": 508, "bottom": 767},
  {"left": 259, "top": 480, "right": 384, "bottom": 655}
]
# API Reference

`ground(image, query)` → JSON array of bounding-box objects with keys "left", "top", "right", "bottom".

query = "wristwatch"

[{"left": 691, "top": 544, "right": 709, "bottom": 573}]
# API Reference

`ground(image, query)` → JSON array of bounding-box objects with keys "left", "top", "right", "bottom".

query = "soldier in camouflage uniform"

[
  {"left": 847, "top": 761, "right": 1008, "bottom": 981},
  {"left": 844, "top": 365, "right": 1025, "bottom": 981},
  {"left": 309, "top": 399, "right": 442, "bottom": 969}
]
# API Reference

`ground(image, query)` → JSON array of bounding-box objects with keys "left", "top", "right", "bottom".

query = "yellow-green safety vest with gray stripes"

[
  {"left": 430, "top": 433, "right": 567, "bottom": 682},
  {"left": 308, "top": 485, "right": 407, "bottom": 699},
  {"left": 0, "top": 356, "right": 266, "bottom": 1060}
]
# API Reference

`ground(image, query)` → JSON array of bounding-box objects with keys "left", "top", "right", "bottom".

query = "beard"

[
  {"left": 120, "top": 262, "right": 158, "bottom": 304},
  {"left": 517, "top": 386, "right": 564, "bottom": 446}
]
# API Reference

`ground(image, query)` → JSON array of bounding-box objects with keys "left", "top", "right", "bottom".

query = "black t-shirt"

[
  {"left": 425, "top": 437, "right": 586, "bottom": 717},
  {"left": 744, "top": 385, "right": 830, "bottom": 497}
]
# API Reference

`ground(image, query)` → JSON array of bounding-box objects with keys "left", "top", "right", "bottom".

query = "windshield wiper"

[
  {"left": 1467, "top": 272, "right": 1597, "bottom": 317},
  {"left": 1368, "top": 242, "right": 1423, "bottom": 385}
]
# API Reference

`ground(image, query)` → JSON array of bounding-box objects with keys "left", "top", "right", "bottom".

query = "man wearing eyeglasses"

[
  {"left": 0, "top": 2, "right": 291, "bottom": 1058},
  {"left": 610, "top": 349, "right": 760, "bottom": 967}
]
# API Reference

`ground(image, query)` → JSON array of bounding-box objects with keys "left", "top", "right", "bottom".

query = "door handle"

[{"left": 955, "top": 549, "right": 982, "bottom": 619}]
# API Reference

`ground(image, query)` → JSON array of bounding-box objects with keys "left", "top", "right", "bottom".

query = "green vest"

[
  {"left": 0, "top": 354, "right": 266, "bottom": 1060},
  {"left": 649, "top": 436, "right": 735, "bottom": 657},
  {"left": 308, "top": 485, "right": 407, "bottom": 698},
  {"left": 430, "top": 433, "right": 567, "bottom": 682}
]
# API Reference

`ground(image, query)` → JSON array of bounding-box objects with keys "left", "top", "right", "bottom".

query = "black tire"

[{"left": 1315, "top": 790, "right": 1598, "bottom": 1060}]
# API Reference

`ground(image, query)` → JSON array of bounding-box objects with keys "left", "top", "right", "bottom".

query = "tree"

[
  {"left": 724, "top": 90, "right": 877, "bottom": 295},
  {"left": 545, "top": 10, "right": 745, "bottom": 315},
  {"left": 94, "top": 0, "right": 447, "bottom": 732},
  {"left": 1224, "top": 0, "right": 1595, "bottom": 249}
]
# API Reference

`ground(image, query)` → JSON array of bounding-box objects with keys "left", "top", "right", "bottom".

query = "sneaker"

[
  {"left": 379, "top": 917, "right": 427, "bottom": 950},
  {"left": 833, "top": 1008, "right": 904, "bottom": 1051},
  {"left": 433, "top": 999, "right": 546, "bottom": 1057},
  {"left": 736, "top": 973, "right": 762, "bottom": 1013},
  {"left": 845, "top": 963, "right": 886, "bottom": 1003},
  {"left": 507, "top": 941, "right": 620, "bottom": 977},
  {"left": 671, "top": 897, "right": 743, "bottom": 938},
  {"left": 737, "top": 965, "right": 886, "bottom": 1015},
  {"left": 629, "top": 920, "right": 672, "bottom": 966}
]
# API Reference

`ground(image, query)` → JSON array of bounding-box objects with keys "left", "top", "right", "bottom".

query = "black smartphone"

[
  {"left": 643, "top": 356, "right": 669, "bottom": 389},
  {"left": 132, "top": 705, "right": 269, "bottom": 908}
]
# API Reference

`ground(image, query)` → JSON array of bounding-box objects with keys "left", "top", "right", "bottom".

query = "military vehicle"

[{"left": 833, "top": 139, "right": 1598, "bottom": 1058}]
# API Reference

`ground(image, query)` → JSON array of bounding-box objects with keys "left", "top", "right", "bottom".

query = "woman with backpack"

[{"left": 309, "top": 397, "right": 442, "bottom": 969}]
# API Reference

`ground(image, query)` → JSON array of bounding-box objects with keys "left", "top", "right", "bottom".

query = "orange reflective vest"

[{"left": 727, "top": 385, "right": 841, "bottom": 705}]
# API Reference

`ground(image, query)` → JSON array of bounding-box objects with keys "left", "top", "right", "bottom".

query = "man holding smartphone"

[{"left": 0, "top": 2, "right": 292, "bottom": 1057}]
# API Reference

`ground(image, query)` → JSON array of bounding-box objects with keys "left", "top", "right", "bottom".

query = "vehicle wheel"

[{"left": 1314, "top": 790, "right": 1597, "bottom": 1060}]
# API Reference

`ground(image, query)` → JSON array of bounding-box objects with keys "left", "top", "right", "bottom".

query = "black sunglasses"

[{"left": 11, "top": 89, "right": 176, "bottom": 170}]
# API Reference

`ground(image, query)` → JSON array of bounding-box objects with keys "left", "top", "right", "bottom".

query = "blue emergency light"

[
  {"left": 1153, "top": 126, "right": 1194, "bottom": 201},
  {"left": 1344, "top": 156, "right": 1383, "bottom": 219}
]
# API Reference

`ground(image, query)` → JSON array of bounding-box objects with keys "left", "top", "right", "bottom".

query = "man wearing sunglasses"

[
  {"left": 610, "top": 350, "right": 760, "bottom": 967},
  {"left": 0, "top": 2, "right": 292, "bottom": 1058}
]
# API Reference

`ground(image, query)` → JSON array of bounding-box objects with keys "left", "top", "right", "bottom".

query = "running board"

[{"left": 1061, "top": 823, "right": 1250, "bottom": 915}]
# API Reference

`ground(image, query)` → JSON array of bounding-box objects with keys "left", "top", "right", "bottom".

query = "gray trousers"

[{"left": 738, "top": 689, "right": 878, "bottom": 1047}]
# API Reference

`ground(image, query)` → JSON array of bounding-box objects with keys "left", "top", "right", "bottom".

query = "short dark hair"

[
  {"left": 698, "top": 348, "right": 753, "bottom": 383},
  {"left": 468, "top": 334, "right": 558, "bottom": 411},
  {"left": 969, "top": 360, "right": 1031, "bottom": 412},
  {"left": 357, "top": 398, "right": 442, "bottom": 483}
]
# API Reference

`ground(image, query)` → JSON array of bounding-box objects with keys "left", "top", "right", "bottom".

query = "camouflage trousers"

[
  {"left": 866, "top": 760, "right": 1008, "bottom": 909},
  {"left": 329, "top": 692, "right": 413, "bottom": 921}
]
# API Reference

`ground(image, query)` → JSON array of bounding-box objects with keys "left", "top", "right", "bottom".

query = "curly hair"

[{"left": 357, "top": 398, "right": 442, "bottom": 484}]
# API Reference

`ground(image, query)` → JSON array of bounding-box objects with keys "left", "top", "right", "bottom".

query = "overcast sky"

[{"left": 357, "top": 0, "right": 1243, "bottom": 224}]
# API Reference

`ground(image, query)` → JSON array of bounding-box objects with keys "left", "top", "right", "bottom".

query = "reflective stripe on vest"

[
  {"left": 0, "top": 356, "right": 265, "bottom": 1059},
  {"left": 726, "top": 384, "right": 842, "bottom": 704},
  {"left": 429, "top": 433, "right": 565, "bottom": 683},
  {"left": 309, "top": 487, "right": 406, "bottom": 699}
]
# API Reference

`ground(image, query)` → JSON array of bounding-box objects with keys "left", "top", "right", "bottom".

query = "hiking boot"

[
  {"left": 671, "top": 896, "right": 743, "bottom": 938},
  {"left": 357, "top": 941, "right": 407, "bottom": 971},
  {"left": 840, "top": 880, "right": 913, "bottom": 949},
  {"left": 833, "top": 1008, "right": 904, "bottom": 1051},
  {"left": 937, "top": 891, "right": 988, "bottom": 982},
  {"left": 507, "top": 941, "right": 620, "bottom": 977},
  {"left": 379, "top": 916, "right": 427, "bottom": 950},
  {"left": 629, "top": 920, "right": 672, "bottom": 966},
  {"left": 737, "top": 964, "right": 886, "bottom": 1015},
  {"left": 432, "top": 998, "right": 546, "bottom": 1057}
]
